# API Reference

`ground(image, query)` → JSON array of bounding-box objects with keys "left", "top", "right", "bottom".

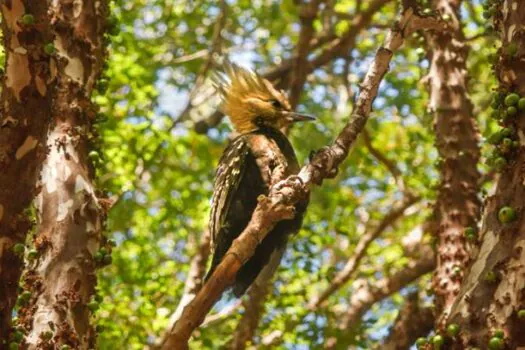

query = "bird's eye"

[{"left": 270, "top": 100, "right": 282, "bottom": 109}]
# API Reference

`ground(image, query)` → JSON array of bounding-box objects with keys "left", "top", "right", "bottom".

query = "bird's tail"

[{"left": 232, "top": 236, "right": 287, "bottom": 297}]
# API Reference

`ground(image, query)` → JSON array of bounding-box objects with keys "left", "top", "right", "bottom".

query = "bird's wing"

[{"left": 209, "top": 136, "right": 250, "bottom": 250}]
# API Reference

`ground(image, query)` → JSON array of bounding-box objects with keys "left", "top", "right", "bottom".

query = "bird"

[{"left": 205, "top": 61, "right": 313, "bottom": 297}]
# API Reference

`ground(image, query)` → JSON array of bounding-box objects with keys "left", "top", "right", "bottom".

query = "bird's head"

[{"left": 213, "top": 61, "right": 315, "bottom": 134}]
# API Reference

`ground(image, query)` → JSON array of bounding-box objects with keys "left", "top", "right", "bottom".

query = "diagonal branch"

[
  {"left": 227, "top": 246, "right": 283, "bottom": 350},
  {"left": 339, "top": 252, "right": 435, "bottom": 331},
  {"left": 308, "top": 194, "right": 420, "bottom": 309},
  {"left": 161, "top": 9, "right": 446, "bottom": 349},
  {"left": 154, "top": 230, "right": 212, "bottom": 348}
]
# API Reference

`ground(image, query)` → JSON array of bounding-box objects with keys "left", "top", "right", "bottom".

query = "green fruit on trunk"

[
  {"left": 447, "top": 323, "right": 460, "bottom": 337},
  {"left": 488, "top": 337, "right": 504, "bottom": 350},
  {"left": 505, "top": 93, "right": 520, "bottom": 106},
  {"left": 21, "top": 14, "right": 35, "bottom": 25},
  {"left": 432, "top": 335, "right": 444, "bottom": 348},
  {"left": 498, "top": 206, "right": 516, "bottom": 223}
]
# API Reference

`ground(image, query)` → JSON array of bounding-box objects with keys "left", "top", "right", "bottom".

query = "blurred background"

[{"left": 90, "top": 0, "right": 497, "bottom": 348}]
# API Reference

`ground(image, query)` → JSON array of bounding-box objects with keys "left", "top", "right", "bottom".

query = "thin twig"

[
  {"left": 228, "top": 247, "right": 283, "bottom": 350},
  {"left": 153, "top": 231, "right": 212, "bottom": 348}
]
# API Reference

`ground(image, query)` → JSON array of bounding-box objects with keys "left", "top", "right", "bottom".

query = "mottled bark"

[
  {"left": 380, "top": 293, "right": 434, "bottom": 350},
  {"left": 0, "top": 0, "right": 54, "bottom": 341},
  {"left": 161, "top": 10, "right": 445, "bottom": 348},
  {"left": 447, "top": 2, "right": 525, "bottom": 348},
  {"left": 427, "top": 0, "right": 480, "bottom": 326},
  {"left": 16, "top": 1, "right": 109, "bottom": 349}
]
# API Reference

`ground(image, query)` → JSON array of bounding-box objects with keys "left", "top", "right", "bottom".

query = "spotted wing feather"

[{"left": 209, "top": 137, "right": 250, "bottom": 250}]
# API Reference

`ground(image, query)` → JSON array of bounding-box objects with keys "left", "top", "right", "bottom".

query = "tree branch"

[
  {"left": 447, "top": 2, "right": 525, "bottom": 348},
  {"left": 380, "top": 292, "right": 434, "bottom": 350},
  {"left": 308, "top": 194, "right": 420, "bottom": 309},
  {"left": 426, "top": 0, "right": 480, "bottom": 326},
  {"left": 339, "top": 253, "right": 435, "bottom": 331},
  {"left": 228, "top": 248, "right": 281, "bottom": 350},
  {"left": 161, "top": 9, "right": 445, "bottom": 349},
  {"left": 288, "top": 0, "right": 323, "bottom": 109},
  {"left": 154, "top": 231, "right": 212, "bottom": 348},
  {"left": 17, "top": 1, "right": 108, "bottom": 348},
  {"left": 195, "top": 0, "right": 395, "bottom": 133}
]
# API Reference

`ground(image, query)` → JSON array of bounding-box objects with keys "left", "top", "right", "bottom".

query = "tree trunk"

[
  {"left": 427, "top": 0, "right": 481, "bottom": 327},
  {"left": 0, "top": 0, "right": 54, "bottom": 342},
  {"left": 16, "top": 1, "right": 109, "bottom": 348},
  {"left": 447, "top": 1, "right": 525, "bottom": 348}
]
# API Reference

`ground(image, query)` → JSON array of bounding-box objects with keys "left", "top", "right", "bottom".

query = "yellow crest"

[{"left": 212, "top": 61, "right": 291, "bottom": 133}]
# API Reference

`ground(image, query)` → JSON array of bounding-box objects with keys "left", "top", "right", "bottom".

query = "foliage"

[{"left": 0, "top": 0, "right": 497, "bottom": 348}]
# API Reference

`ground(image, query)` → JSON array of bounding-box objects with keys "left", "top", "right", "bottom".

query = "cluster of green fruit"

[
  {"left": 415, "top": 323, "right": 460, "bottom": 349},
  {"left": 486, "top": 329, "right": 505, "bottom": 350},
  {"left": 93, "top": 246, "right": 113, "bottom": 266},
  {"left": 414, "top": 324, "right": 515, "bottom": 349},
  {"left": 87, "top": 293, "right": 104, "bottom": 313},
  {"left": 7, "top": 327, "right": 25, "bottom": 350},
  {"left": 482, "top": 0, "right": 502, "bottom": 20},
  {"left": 12, "top": 243, "right": 39, "bottom": 261},
  {"left": 487, "top": 92, "right": 524, "bottom": 171}
]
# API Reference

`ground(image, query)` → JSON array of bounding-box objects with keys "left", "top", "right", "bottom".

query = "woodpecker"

[{"left": 206, "top": 62, "right": 313, "bottom": 296}]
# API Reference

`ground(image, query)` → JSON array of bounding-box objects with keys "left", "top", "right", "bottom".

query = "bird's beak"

[{"left": 284, "top": 112, "right": 316, "bottom": 123}]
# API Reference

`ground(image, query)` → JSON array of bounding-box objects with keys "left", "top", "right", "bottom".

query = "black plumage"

[{"left": 206, "top": 127, "right": 308, "bottom": 296}]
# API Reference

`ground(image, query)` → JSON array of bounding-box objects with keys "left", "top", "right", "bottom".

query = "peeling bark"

[
  {"left": 447, "top": 2, "right": 525, "bottom": 348},
  {"left": 15, "top": 1, "right": 109, "bottom": 349},
  {"left": 426, "top": 0, "right": 481, "bottom": 327},
  {"left": 0, "top": 0, "right": 54, "bottom": 341}
]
